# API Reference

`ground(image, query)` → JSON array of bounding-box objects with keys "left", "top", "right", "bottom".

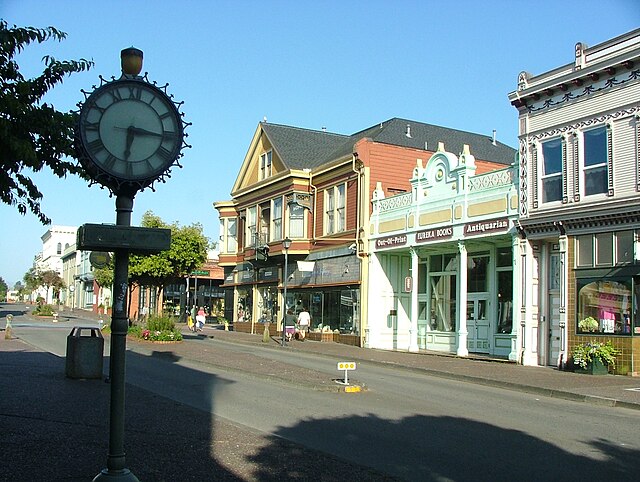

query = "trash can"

[{"left": 65, "top": 327, "right": 104, "bottom": 379}]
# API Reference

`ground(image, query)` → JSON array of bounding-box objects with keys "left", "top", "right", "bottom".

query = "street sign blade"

[{"left": 77, "top": 224, "right": 171, "bottom": 253}]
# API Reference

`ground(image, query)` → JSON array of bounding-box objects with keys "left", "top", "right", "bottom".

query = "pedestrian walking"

[
  {"left": 297, "top": 307, "right": 311, "bottom": 341},
  {"left": 196, "top": 307, "right": 206, "bottom": 331}
]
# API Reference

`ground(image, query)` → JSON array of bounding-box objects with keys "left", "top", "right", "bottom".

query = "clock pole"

[
  {"left": 94, "top": 193, "right": 138, "bottom": 482},
  {"left": 74, "top": 46, "right": 187, "bottom": 481}
]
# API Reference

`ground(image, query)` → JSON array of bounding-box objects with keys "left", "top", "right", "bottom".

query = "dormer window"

[{"left": 259, "top": 150, "right": 272, "bottom": 180}]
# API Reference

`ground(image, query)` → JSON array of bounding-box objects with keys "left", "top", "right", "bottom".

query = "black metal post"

[{"left": 94, "top": 193, "right": 139, "bottom": 482}]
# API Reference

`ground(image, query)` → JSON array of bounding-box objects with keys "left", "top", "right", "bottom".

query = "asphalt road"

[{"left": 11, "top": 320, "right": 640, "bottom": 481}]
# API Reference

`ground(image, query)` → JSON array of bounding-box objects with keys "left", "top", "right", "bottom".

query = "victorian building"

[
  {"left": 508, "top": 28, "right": 640, "bottom": 374},
  {"left": 215, "top": 118, "right": 514, "bottom": 346},
  {"left": 368, "top": 143, "right": 519, "bottom": 357}
]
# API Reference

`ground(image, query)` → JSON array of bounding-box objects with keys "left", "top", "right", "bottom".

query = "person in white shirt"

[{"left": 296, "top": 307, "right": 311, "bottom": 341}]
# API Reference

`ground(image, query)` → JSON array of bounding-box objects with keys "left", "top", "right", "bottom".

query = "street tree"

[
  {"left": 22, "top": 266, "right": 65, "bottom": 303},
  {"left": 128, "top": 211, "right": 209, "bottom": 316},
  {"left": 0, "top": 21, "right": 93, "bottom": 224},
  {"left": 0, "top": 276, "right": 7, "bottom": 300},
  {"left": 40, "top": 269, "right": 65, "bottom": 301}
]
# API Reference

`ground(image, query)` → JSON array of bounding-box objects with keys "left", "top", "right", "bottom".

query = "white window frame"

[
  {"left": 541, "top": 137, "right": 563, "bottom": 204},
  {"left": 271, "top": 197, "right": 282, "bottom": 242},
  {"left": 223, "top": 218, "right": 237, "bottom": 254},
  {"left": 245, "top": 206, "right": 256, "bottom": 248},
  {"left": 259, "top": 150, "right": 272, "bottom": 181},
  {"left": 582, "top": 125, "right": 609, "bottom": 197},
  {"left": 288, "top": 201, "right": 305, "bottom": 238},
  {"left": 324, "top": 183, "right": 346, "bottom": 234}
]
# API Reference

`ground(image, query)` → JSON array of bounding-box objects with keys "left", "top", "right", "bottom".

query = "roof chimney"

[
  {"left": 492, "top": 129, "right": 497, "bottom": 146},
  {"left": 322, "top": 126, "right": 327, "bottom": 132},
  {"left": 405, "top": 124, "right": 412, "bottom": 138}
]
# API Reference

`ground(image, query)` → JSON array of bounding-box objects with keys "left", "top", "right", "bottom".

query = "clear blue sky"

[{"left": 1, "top": 0, "right": 639, "bottom": 286}]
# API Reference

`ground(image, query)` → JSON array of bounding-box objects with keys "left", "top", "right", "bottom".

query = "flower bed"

[{"left": 127, "top": 315, "right": 183, "bottom": 343}]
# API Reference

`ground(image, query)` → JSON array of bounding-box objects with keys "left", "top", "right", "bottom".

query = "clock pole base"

[{"left": 93, "top": 468, "right": 140, "bottom": 482}]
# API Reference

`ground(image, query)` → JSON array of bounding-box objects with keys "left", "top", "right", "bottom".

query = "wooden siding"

[
  {"left": 346, "top": 178, "right": 358, "bottom": 231},
  {"left": 527, "top": 83, "right": 640, "bottom": 133}
]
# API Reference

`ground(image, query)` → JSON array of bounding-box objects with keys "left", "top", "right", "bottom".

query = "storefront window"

[
  {"left": 577, "top": 278, "right": 632, "bottom": 335},
  {"left": 257, "top": 286, "right": 277, "bottom": 323},
  {"left": 496, "top": 271, "right": 513, "bottom": 334},
  {"left": 236, "top": 288, "right": 252, "bottom": 323},
  {"left": 287, "top": 289, "right": 360, "bottom": 334},
  {"left": 468, "top": 255, "right": 489, "bottom": 292},
  {"left": 429, "top": 274, "right": 456, "bottom": 332}
]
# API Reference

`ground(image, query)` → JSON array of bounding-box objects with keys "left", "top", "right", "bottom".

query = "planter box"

[
  {"left": 308, "top": 332, "right": 334, "bottom": 342},
  {"left": 576, "top": 358, "right": 609, "bottom": 375},
  {"left": 336, "top": 334, "right": 361, "bottom": 347},
  {"left": 232, "top": 322, "right": 253, "bottom": 334}
]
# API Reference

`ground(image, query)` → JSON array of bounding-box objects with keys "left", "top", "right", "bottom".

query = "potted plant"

[
  {"left": 578, "top": 316, "right": 599, "bottom": 333},
  {"left": 571, "top": 340, "right": 618, "bottom": 375}
]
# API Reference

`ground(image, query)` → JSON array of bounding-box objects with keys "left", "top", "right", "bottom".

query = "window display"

[{"left": 577, "top": 278, "right": 632, "bottom": 335}]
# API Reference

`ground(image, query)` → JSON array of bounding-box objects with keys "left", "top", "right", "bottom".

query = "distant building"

[{"left": 34, "top": 225, "right": 77, "bottom": 303}]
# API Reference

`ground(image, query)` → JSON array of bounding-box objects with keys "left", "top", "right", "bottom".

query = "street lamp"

[{"left": 281, "top": 237, "right": 292, "bottom": 346}]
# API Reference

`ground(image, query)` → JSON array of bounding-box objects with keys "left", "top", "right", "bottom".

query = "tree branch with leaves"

[{"left": 0, "top": 21, "right": 93, "bottom": 224}]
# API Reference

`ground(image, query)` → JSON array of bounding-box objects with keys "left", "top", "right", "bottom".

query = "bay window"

[
  {"left": 245, "top": 206, "right": 256, "bottom": 248},
  {"left": 272, "top": 197, "right": 282, "bottom": 241}
]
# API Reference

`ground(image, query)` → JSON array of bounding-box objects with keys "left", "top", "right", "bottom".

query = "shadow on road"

[{"left": 251, "top": 414, "right": 638, "bottom": 481}]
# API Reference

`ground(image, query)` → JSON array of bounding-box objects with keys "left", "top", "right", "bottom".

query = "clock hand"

[
  {"left": 130, "top": 126, "right": 163, "bottom": 138},
  {"left": 115, "top": 125, "right": 163, "bottom": 138},
  {"left": 124, "top": 126, "right": 135, "bottom": 160}
]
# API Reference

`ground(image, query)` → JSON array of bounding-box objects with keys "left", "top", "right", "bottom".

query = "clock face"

[{"left": 77, "top": 79, "right": 183, "bottom": 185}]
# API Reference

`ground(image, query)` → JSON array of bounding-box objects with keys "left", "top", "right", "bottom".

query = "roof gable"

[{"left": 231, "top": 118, "right": 516, "bottom": 194}]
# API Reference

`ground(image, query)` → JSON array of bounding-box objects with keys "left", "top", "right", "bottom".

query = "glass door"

[{"left": 467, "top": 296, "right": 490, "bottom": 353}]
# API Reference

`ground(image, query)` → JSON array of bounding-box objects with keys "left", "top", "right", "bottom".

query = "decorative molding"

[
  {"left": 376, "top": 192, "right": 412, "bottom": 213},
  {"left": 468, "top": 169, "right": 513, "bottom": 191},
  {"left": 562, "top": 136, "right": 568, "bottom": 203},
  {"left": 531, "top": 144, "right": 538, "bottom": 209},
  {"left": 526, "top": 69, "right": 640, "bottom": 113},
  {"left": 606, "top": 123, "right": 614, "bottom": 196},
  {"left": 636, "top": 115, "right": 640, "bottom": 192},
  {"left": 572, "top": 132, "right": 580, "bottom": 202},
  {"left": 519, "top": 141, "right": 528, "bottom": 216},
  {"left": 526, "top": 106, "right": 639, "bottom": 142}
]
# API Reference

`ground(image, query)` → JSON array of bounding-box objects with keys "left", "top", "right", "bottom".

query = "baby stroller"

[{"left": 284, "top": 325, "right": 296, "bottom": 342}]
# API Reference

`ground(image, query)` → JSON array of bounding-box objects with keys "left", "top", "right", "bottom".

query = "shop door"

[
  {"left": 467, "top": 296, "right": 490, "bottom": 353},
  {"left": 546, "top": 253, "right": 562, "bottom": 366}
]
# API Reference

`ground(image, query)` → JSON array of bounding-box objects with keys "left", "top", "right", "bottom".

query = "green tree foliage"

[
  {"left": 94, "top": 264, "right": 114, "bottom": 289},
  {"left": 0, "top": 21, "right": 93, "bottom": 224},
  {"left": 22, "top": 266, "right": 65, "bottom": 301},
  {"left": 0, "top": 276, "right": 7, "bottom": 300},
  {"left": 128, "top": 211, "right": 209, "bottom": 314},
  {"left": 23, "top": 266, "right": 40, "bottom": 291}
]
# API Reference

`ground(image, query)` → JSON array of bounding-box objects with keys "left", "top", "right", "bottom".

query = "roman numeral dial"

[{"left": 77, "top": 78, "right": 184, "bottom": 189}]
